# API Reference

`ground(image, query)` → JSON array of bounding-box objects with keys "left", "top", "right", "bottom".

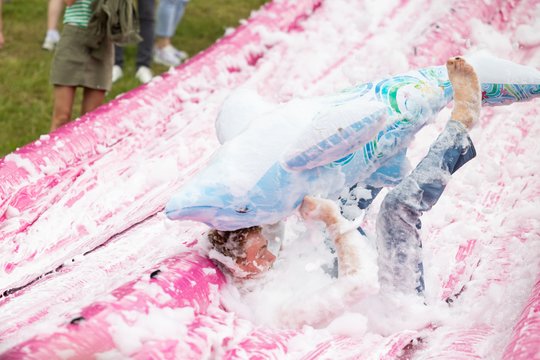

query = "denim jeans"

[
  {"left": 155, "top": 0, "right": 189, "bottom": 38},
  {"left": 376, "top": 120, "right": 476, "bottom": 294},
  {"left": 114, "top": 0, "right": 155, "bottom": 69}
]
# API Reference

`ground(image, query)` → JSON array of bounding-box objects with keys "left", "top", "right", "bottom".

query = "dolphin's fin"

[
  {"left": 215, "top": 88, "right": 275, "bottom": 144},
  {"left": 282, "top": 100, "right": 387, "bottom": 171}
]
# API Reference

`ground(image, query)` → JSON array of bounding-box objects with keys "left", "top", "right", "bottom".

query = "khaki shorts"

[{"left": 50, "top": 25, "right": 113, "bottom": 91}]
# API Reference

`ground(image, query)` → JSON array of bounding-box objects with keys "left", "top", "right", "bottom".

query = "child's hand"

[
  {"left": 299, "top": 196, "right": 341, "bottom": 227},
  {"left": 0, "top": 32, "right": 4, "bottom": 49},
  {"left": 299, "top": 195, "right": 319, "bottom": 220}
]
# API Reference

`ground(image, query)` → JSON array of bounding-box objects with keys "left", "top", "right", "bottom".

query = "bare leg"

[
  {"left": 446, "top": 56, "right": 481, "bottom": 128},
  {"left": 51, "top": 85, "right": 76, "bottom": 131},
  {"left": 81, "top": 87, "right": 106, "bottom": 115},
  {"left": 155, "top": 37, "right": 172, "bottom": 50},
  {"left": 47, "top": 0, "right": 64, "bottom": 31},
  {"left": 0, "top": 0, "right": 4, "bottom": 49}
]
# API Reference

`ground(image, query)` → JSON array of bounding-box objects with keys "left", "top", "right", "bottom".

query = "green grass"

[{"left": 0, "top": 0, "right": 266, "bottom": 157}]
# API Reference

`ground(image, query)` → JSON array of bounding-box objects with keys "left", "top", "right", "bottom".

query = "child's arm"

[
  {"left": 299, "top": 196, "right": 378, "bottom": 282},
  {"left": 279, "top": 196, "right": 379, "bottom": 327}
]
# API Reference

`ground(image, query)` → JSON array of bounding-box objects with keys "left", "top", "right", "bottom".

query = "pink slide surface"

[{"left": 1, "top": 0, "right": 539, "bottom": 358}]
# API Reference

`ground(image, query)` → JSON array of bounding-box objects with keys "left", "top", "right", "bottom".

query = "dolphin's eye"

[{"left": 235, "top": 206, "right": 250, "bottom": 214}]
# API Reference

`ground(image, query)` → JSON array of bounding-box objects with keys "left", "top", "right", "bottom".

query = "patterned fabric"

[
  {"left": 481, "top": 83, "right": 540, "bottom": 106},
  {"left": 64, "top": 0, "right": 94, "bottom": 28}
]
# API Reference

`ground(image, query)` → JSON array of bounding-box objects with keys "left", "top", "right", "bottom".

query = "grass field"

[{"left": 0, "top": 0, "right": 267, "bottom": 157}]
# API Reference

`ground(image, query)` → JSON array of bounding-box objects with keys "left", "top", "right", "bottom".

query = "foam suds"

[{"left": 1, "top": 0, "right": 539, "bottom": 358}]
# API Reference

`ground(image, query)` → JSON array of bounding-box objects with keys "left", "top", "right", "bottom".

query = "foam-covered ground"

[{"left": 1, "top": 0, "right": 539, "bottom": 358}]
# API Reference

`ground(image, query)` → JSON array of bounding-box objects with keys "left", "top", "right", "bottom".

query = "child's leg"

[
  {"left": 51, "top": 85, "right": 76, "bottom": 131},
  {"left": 135, "top": 0, "right": 155, "bottom": 69},
  {"left": 155, "top": 0, "right": 177, "bottom": 45},
  {"left": 81, "top": 88, "right": 106, "bottom": 116},
  {"left": 172, "top": 0, "right": 188, "bottom": 30},
  {"left": 376, "top": 57, "right": 480, "bottom": 295},
  {"left": 446, "top": 57, "right": 480, "bottom": 129}
]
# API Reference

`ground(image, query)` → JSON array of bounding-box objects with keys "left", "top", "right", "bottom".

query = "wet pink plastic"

[{"left": 1, "top": 0, "right": 539, "bottom": 358}]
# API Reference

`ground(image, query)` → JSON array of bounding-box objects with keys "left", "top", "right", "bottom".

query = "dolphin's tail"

[
  {"left": 465, "top": 52, "right": 540, "bottom": 106},
  {"left": 480, "top": 83, "right": 540, "bottom": 106}
]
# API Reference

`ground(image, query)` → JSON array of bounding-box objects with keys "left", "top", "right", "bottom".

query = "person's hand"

[
  {"left": 0, "top": 32, "right": 4, "bottom": 49},
  {"left": 299, "top": 195, "right": 319, "bottom": 220},
  {"left": 299, "top": 196, "right": 341, "bottom": 227}
]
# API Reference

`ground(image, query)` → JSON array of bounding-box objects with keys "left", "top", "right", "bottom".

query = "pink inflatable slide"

[{"left": 1, "top": 0, "right": 539, "bottom": 358}]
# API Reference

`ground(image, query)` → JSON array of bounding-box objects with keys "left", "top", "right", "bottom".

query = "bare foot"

[{"left": 446, "top": 56, "right": 481, "bottom": 129}]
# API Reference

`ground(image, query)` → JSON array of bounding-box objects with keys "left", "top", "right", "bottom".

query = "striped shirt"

[{"left": 63, "top": 0, "right": 94, "bottom": 28}]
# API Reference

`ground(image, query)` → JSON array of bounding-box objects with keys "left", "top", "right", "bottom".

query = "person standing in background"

[
  {"left": 49, "top": 0, "right": 113, "bottom": 131},
  {"left": 153, "top": 0, "right": 189, "bottom": 67},
  {"left": 42, "top": 0, "right": 64, "bottom": 51},
  {"left": 112, "top": 0, "right": 155, "bottom": 84}
]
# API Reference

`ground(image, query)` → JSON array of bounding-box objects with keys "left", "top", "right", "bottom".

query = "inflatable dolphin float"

[{"left": 166, "top": 54, "right": 540, "bottom": 231}]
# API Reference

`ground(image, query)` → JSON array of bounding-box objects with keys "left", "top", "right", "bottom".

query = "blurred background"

[{"left": 0, "top": 0, "right": 266, "bottom": 157}]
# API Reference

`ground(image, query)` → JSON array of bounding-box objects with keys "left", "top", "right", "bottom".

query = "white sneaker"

[
  {"left": 112, "top": 65, "right": 123, "bottom": 83},
  {"left": 171, "top": 47, "right": 188, "bottom": 61},
  {"left": 42, "top": 29, "right": 60, "bottom": 51},
  {"left": 135, "top": 66, "right": 153, "bottom": 84},
  {"left": 153, "top": 45, "right": 181, "bottom": 67}
]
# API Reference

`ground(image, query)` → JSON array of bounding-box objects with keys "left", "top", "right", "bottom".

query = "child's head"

[{"left": 208, "top": 226, "right": 276, "bottom": 277}]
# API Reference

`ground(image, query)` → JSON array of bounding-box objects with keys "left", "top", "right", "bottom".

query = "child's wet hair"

[{"left": 208, "top": 226, "right": 262, "bottom": 260}]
